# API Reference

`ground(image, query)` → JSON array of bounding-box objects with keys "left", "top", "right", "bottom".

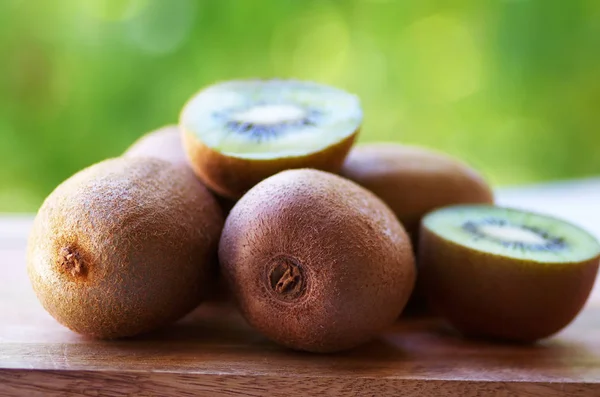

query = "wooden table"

[{"left": 2, "top": 180, "right": 600, "bottom": 396}]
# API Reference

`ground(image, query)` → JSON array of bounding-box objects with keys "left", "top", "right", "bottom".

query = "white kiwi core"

[
  {"left": 479, "top": 224, "right": 547, "bottom": 245},
  {"left": 232, "top": 104, "right": 306, "bottom": 125}
]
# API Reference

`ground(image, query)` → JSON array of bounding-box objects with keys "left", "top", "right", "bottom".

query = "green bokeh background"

[{"left": 1, "top": 0, "right": 599, "bottom": 212}]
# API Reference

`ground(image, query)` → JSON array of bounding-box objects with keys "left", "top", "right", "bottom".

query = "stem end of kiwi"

[
  {"left": 58, "top": 246, "right": 87, "bottom": 279},
  {"left": 267, "top": 256, "right": 306, "bottom": 301}
]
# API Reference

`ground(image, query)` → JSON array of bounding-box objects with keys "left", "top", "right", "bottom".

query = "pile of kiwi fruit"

[{"left": 27, "top": 79, "right": 600, "bottom": 353}]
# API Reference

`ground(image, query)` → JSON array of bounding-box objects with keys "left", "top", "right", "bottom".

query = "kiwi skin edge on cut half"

[
  {"left": 180, "top": 79, "right": 362, "bottom": 199},
  {"left": 183, "top": 133, "right": 357, "bottom": 200},
  {"left": 419, "top": 204, "right": 600, "bottom": 342}
]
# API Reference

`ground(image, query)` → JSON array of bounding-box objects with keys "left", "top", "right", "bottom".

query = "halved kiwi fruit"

[
  {"left": 27, "top": 157, "right": 224, "bottom": 339},
  {"left": 420, "top": 205, "right": 600, "bottom": 342},
  {"left": 219, "top": 169, "right": 416, "bottom": 353},
  {"left": 180, "top": 79, "right": 362, "bottom": 199},
  {"left": 123, "top": 125, "right": 187, "bottom": 166}
]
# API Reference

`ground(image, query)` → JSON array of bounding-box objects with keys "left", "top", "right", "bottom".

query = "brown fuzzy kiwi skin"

[
  {"left": 219, "top": 168, "right": 416, "bottom": 353},
  {"left": 419, "top": 225, "right": 600, "bottom": 342},
  {"left": 123, "top": 125, "right": 237, "bottom": 215},
  {"left": 124, "top": 125, "right": 188, "bottom": 166},
  {"left": 123, "top": 125, "right": 236, "bottom": 303},
  {"left": 341, "top": 143, "right": 493, "bottom": 314},
  {"left": 181, "top": 126, "right": 358, "bottom": 200},
  {"left": 340, "top": 143, "right": 494, "bottom": 242},
  {"left": 27, "top": 157, "right": 224, "bottom": 339}
]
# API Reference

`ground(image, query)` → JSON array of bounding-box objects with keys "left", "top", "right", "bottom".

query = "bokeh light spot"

[
  {"left": 81, "top": 0, "right": 148, "bottom": 22},
  {"left": 293, "top": 18, "right": 350, "bottom": 83},
  {"left": 272, "top": 4, "right": 350, "bottom": 84},
  {"left": 126, "top": 0, "right": 196, "bottom": 56},
  {"left": 400, "top": 14, "right": 483, "bottom": 103},
  {"left": 348, "top": 34, "right": 389, "bottom": 95}
]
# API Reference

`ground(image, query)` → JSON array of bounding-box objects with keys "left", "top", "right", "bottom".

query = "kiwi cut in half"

[
  {"left": 27, "top": 157, "right": 224, "bottom": 339},
  {"left": 420, "top": 205, "right": 600, "bottom": 342},
  {"left": 180, "top": 79, "right": 362, "bottom": 199},
  {"left": 219, "top": 169, "right": 416, "bottom": 353}
]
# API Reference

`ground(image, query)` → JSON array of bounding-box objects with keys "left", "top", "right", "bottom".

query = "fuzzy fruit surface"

[
  {"left": 219, "top": 169, "right": 416, "bottom": 353},
  {"left": 341, "top": 143, "right": 494, "bottom": 314},
  {"left": 124, "top": 125, "right": 188, "bottom": 167},
  {"left": 420, "top": 205, "right": 600, "bottom": 342},
  {"left": 341, "top": 143, "right": 493, "bottom": 241},
  {"left": 27, "top": 157, "right": 224, "bottom": 339},
  {"left": 123, "top": 125, "right": 238, "bottom": 217}
]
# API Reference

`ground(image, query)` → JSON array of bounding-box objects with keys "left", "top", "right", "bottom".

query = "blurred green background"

[{"left": 1, "top": 0, "right": 599, "bottom": 212}]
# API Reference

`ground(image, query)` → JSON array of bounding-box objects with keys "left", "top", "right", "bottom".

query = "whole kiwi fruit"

[
  {"left": 341, "top": 143, "right": 494, "bottom": 242},
  {"left": 420, "top": 205, "right": 600, "bottom": 342},
  {"left": 219, "top": 169, "right": 416, "bottom": 353},
  {"left": 27, "top": 157, "right": 224, "bottom": 338},
  {"left": 180, "top": 79, "right": 362, "bottom": 199}
]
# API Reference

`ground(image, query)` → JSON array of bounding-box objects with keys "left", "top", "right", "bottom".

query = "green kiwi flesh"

[
  {"left": 27, "top": 157, "right": 224, "bottom": 339},
  {"left": 181, "top": 79, "right": 362, "bottom": 159},
  {"left": 219, "top": 169, "right": 416, "bottom": 353},
  {"left": 420, "top": 204, "right": 600, "bottom": 342}
]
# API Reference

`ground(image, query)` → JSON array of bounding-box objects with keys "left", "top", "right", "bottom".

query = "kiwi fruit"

[
  {"left": 420, "top": 205, "right": 600, "bottom": 342},
  {"left": 341, "top": 143, "right": 494, "bottom": 243},
  {"left": 219, "top": 169, "right": 416, "bottom": 353},
  {"left": 123, "top": 125, "right": 187, "bottom": 166},
  {"left": 27, "top": 157, "right": 224, "bottom": 339},
  {"left": 180, "top": 79, "right": 362, "bottom": 199}
]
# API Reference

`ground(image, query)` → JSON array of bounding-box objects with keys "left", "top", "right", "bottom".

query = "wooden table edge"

[{"left": 2, "top": 368, "right": 599, "bottom": 397}]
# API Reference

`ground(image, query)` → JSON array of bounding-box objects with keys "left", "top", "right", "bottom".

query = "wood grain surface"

[{"left": 1, "top": 207, "right": 600, "bottom": 396}]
